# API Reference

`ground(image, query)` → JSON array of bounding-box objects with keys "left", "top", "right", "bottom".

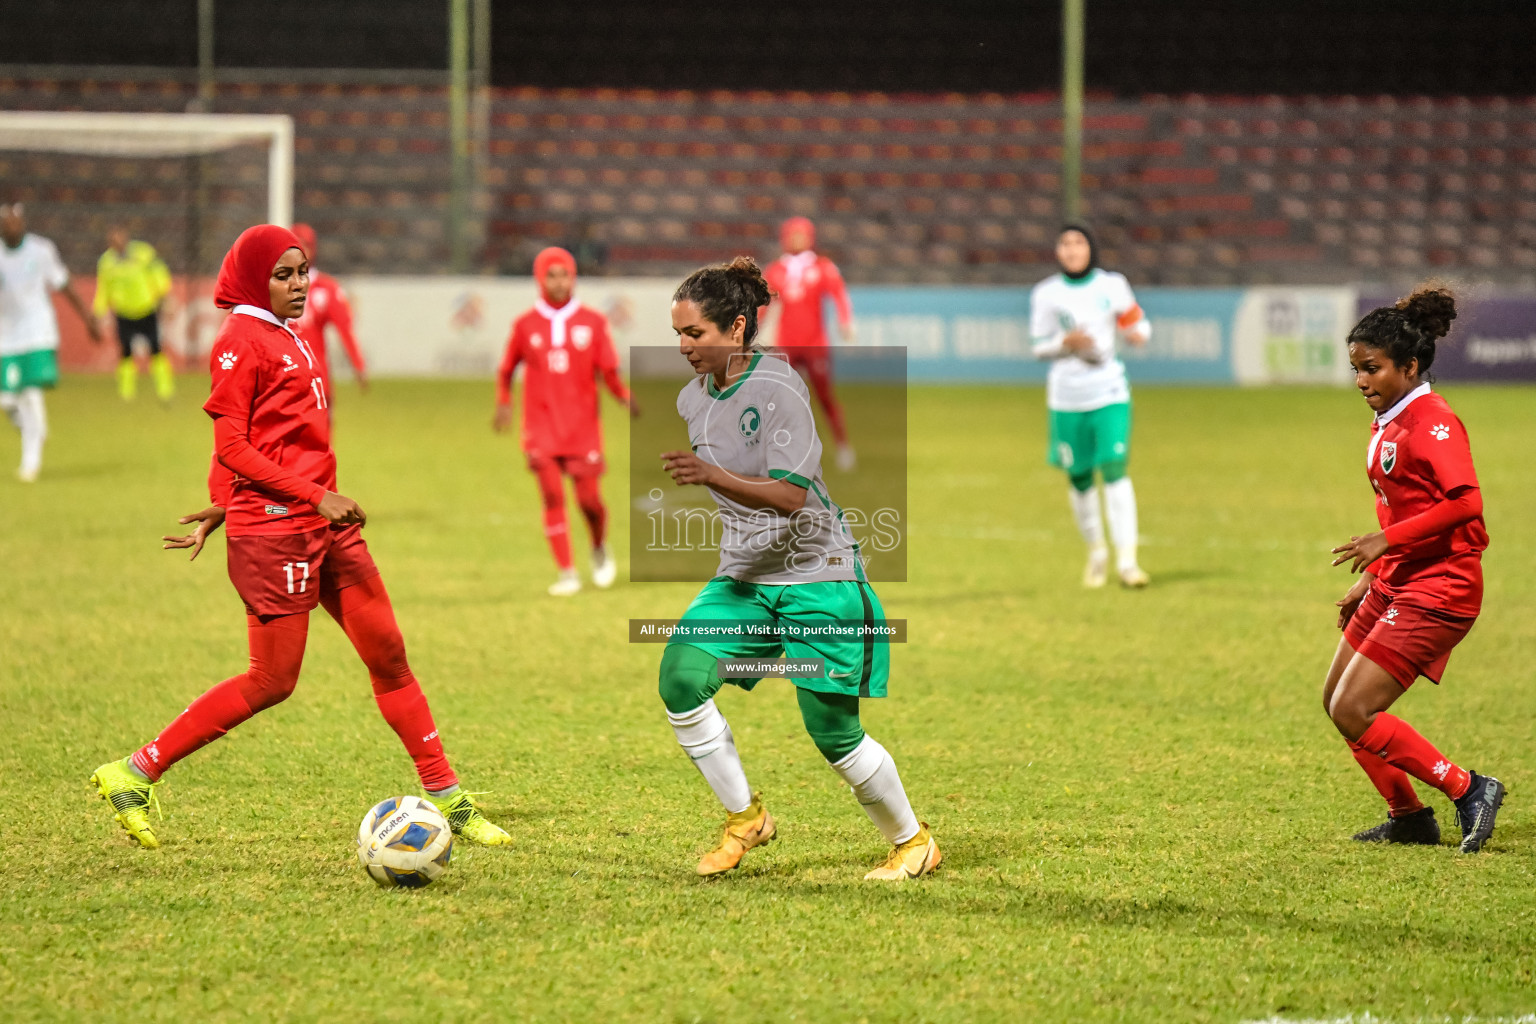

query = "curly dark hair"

[
  {"left": 1346, "top": 284, "right": 1457, "bottom": 377},
  {"left": 673, "top": 256, "right": 773, "bottom": 347}
]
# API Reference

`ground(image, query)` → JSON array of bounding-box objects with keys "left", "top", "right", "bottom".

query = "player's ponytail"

[
  {"left": 1346, "top": 283, "right": 1457, "bottom": 379},
  {"left": 673, "top": 256, "right": 772, "bottom": 347}
]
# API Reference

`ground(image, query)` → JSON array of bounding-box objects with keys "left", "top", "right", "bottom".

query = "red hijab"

[
  {"left": 780, "top": 216, "right": 815, "bottom": 251},
  {"left": 214, "top": 224, "right": 306, "bottom": 311},
  {"left": 533, "top": 246, "right": 577, "bottom": 305},
  {"left": 290, "top": 222, "right": 318, "bottom": 265}
]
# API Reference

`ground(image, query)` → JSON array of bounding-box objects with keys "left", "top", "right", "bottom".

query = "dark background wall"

[{"left": 3, "top": 0, "right": 1534, "bottom": 95}]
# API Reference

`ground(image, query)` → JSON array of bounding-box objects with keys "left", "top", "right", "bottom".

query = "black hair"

[
  {"left": 673, "top": 256, "right": 772, "bottom": 347},
  {"left": 1057, "top": 222, "right": 1098, "bottom": 281},
  {"left": 1346, "top": 284, "right": 1457, "bottom": 378}
]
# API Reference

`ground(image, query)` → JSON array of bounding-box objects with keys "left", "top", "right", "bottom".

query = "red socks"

[
  {"left": 1355, "top": 712, "right": 1470, "bottom": 802},
  {"left": 374, "top": 682, "right": 457, "bottom": 791},
  {"left": 535, "top": 461, "right": 573, "bottom": 570},
  {"left": 132, "top": 575, "right": 458, "bottom": 793},
  {"left": 133, "top": 679, "right": 253, "bottom": 782},
  {"left": 1348, "top": 739, "right": 1425, "bottom": 817},
  {"left": 323, "top": 575, "right": 458, "bottom": 792},
  {"left": 133, "top": 613, "right": 309, "bottom": 781},
  {"left": 573, "top": 474, "right": 607, "bottom": 549}
]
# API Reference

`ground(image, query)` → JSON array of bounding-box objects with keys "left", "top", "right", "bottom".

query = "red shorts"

[
  {"left": 1343, "top": 581, "right": 1476, "bottom": 688},
  {"left": 527, "top": 450, "right": 605, "bottom": 478},
  {"left": 226, "top": 523, "right": 379, "bottom": 619}
]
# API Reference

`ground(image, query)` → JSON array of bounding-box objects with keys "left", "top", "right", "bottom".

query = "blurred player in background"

[
  {"left": 0, "top": 203, "right": 100, "bottom": 482},
  {"left": 290, "top": 223, "right": 368, "bottom": 400},
  {"left": 495, "top": 246, "right": 636, "bottom": 596},
  {"left": 659, "top": 257, "right": 940, "bottom": 881},
  {"left": 1326, "top": 286, "right": 1504, "bottom": 853},
  {"left": 89, "top": 225, "right": 510, "bottom": 850},
  {"left": 95, "top": 226, "right": 174, "bottom": 403},
  {"left": 1031, "top": 224, "right": 1151, "bottom": 588},
  {"left": 763, "top": 216, "right": 858, "bottom": 471}
]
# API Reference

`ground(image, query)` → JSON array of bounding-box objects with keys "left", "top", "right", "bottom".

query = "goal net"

[{"left": 0, "top": 111, "right": 294, "bottom": 363}]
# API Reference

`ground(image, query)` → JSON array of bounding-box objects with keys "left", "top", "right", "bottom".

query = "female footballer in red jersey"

[
  {"left": 494, "top": 246, "right": 636, "bottom": 596},
  {"left": 290, "top": 222, "right": 368, "bottom": 401},
  {"left": 1325, "top": 286, "right": 1504, "bottom": 853},
  {"left": 89, "top": 225, "right": 511, "bottom": 850},
  {"left": 762, "top": 217, "right": 857, "bottom": 471}
]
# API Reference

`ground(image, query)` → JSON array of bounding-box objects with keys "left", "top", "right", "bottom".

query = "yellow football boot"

[
  {"left": 864, "top": 822, "right": 941, "bottom": 881},
  {"left": 430, "top": 789, "right": 513, "bottom": 846},
  {"left": 697, "top": 793, "right": 776, "bottom": 876},
  {"left": 90, "top": 757, "right": 161, "bottom": 849}
]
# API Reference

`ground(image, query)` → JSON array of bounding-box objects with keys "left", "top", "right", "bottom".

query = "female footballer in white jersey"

[
  {"left": 657, "top": 257, "right": 940, "bottom": 881},
  {"left": 1031, "top": 224, "right": 1151, "bottom": 588}
]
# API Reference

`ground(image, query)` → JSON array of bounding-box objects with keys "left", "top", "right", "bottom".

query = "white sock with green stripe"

[
  {"left": 830, "top": 735, "right": 919, "bottom": 845},
  {"left": 668, "top": 700, "right": 753, "bottom": 814}
]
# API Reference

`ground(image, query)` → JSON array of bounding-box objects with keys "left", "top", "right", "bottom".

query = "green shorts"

[
  {"left": 667, "top": 576, "right": 890, "bottom": 698},
  {"left": 0, "top": 349, "right": 59, "bottom": 393},
  {"left": 1048, "top": 402, "right": 1131, "bottom": 474}
]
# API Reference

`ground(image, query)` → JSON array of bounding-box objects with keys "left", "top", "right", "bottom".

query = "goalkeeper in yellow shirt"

[{"left": 95, "top": 227, "right": 173, "bottom": 401}]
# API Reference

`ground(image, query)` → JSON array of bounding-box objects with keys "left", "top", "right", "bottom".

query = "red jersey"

[
  {"left": 763, "top": 251, "right": 852, "bottom": 348},
  {"left": 291, "top": 269, "right": 365, "bottom": 389},
  {"left": 496, "top": 299, "right": 628, "bottom": 459},
  {"left": 205, "top": 307, "right": 337, "bottom": 537},
  {"left": 1366, "top": 384, "right": 1487, "bottom": 616}
]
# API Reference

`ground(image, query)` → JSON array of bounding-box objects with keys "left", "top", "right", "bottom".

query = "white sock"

[
  {"left": 1103, "top": 477, "right": 1139, "bottom": 571},
  {"left": 829, "top": 735, "right": 920, "bottom": 845},
  {"left": 668, "top": 700, "right": 753, "bottom": 814},
  {"left": 17, "top": 387, "right": 46, "bottom": 475},
  {"left": 1067, "top": 485, "right": 1107, "bottom": 552}
]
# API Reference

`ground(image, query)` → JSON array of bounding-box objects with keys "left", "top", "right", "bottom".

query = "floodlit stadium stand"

[{"left": 2, "top": 72, "right": 1533, "bottom": 286}]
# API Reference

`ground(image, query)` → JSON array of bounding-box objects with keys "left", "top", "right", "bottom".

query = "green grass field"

[{"left": 2, "top": 376, "right": 1533, "bottom": 1023}]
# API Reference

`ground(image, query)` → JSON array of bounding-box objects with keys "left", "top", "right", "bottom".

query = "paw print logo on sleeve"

[
  {"left": 1429, "top": 423, "right": 1450, "bottom": 441},
  {"left": 219, "top": 352, "right": 238, "bottom": 371}
]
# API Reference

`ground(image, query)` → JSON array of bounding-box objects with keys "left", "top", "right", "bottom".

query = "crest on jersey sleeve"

[
  {"left": 571, "top": 325, "right": 593, "bottom": 350},
  {"left": 1380, "top": 440, "right": 1397, "bottom": 474}
]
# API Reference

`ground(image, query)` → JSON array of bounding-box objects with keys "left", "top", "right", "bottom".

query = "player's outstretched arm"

[
  {"left": 59, "top": 277, "right": 102, "bottom": 343},
  {"left": 331, "top": 288, "right": 368, "bottom": 391},
  {"left": 163, "top": 506, "right": 225, "bottom": 562},
  {"left": 1331, "top": 531, "right": 1388, "bottom": 574}
]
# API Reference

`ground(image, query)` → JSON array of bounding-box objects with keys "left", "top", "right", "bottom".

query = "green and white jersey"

[
  {"left": 676, "top": 351, "right": 862, "bottom": 585},
  {"left": 0, "top": 234, "right": 68, "bottom": 357},
  {"left": 1029, "top": 269, "right": 1150, "bottom": 413}
]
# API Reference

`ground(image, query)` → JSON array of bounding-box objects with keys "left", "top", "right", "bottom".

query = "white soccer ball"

[{"left": 355, "top": 795, "right": 453, "bottom": 889}]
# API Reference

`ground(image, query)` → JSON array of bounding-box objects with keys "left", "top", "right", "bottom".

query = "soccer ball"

[{"left": 355, "top": 795, "right": 453, "bottom": 889}]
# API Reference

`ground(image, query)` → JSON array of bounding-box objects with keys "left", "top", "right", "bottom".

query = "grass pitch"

[{"left": 2, "top": 376, "right": 1533, "bottom": 1023}]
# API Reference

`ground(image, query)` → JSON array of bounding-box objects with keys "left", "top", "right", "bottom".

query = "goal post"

[
  {"left": 0, "top": 111, "right": 294, "bottom": 226},
  {"left": 0, "top": 111, "right": 295, "bottom": 364}
]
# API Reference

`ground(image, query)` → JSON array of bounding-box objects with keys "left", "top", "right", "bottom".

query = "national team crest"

[
  {"left": 530, "top": 332, "right": 543, "bottom": 348},
  {"left": 571, "top": 325, "right": 593, "bottom": 350},
  {"left": 738, "top": 406, "right": 761, "bottom": 439},
  {"left": 1380, "top": 441, "right": 1397, "bottom": 474}
]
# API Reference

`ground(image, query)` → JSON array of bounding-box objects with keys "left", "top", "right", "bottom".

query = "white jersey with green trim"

[
  {"left": 1029, "top": 268, "right": 1150, "bottom": 412},
  {"left": 0, "top": 234, "right": 69, "bottom": 356},
  {"left": 675, "top": 350, "right": 862, "bottom": 585}
]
